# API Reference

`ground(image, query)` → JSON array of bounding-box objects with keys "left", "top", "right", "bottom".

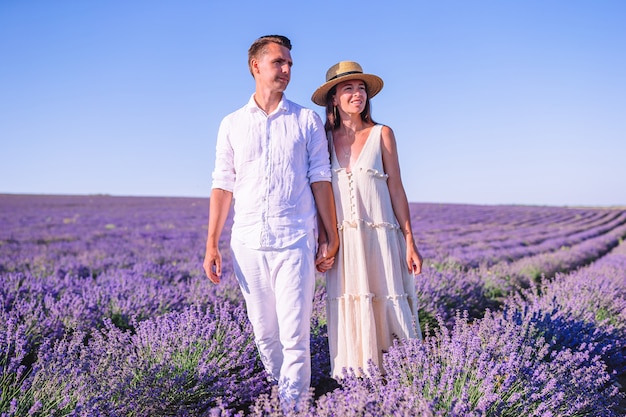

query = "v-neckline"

[{"left": 332, "top": 125, "right": 378, "bottom": 172}]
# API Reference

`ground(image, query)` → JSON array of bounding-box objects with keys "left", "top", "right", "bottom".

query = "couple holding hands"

[{"left": 204, "top": 34, "right": 422, "bottom": 408}]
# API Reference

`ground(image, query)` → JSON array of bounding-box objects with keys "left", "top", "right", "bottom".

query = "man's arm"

[
  {"left": 203, "top": 188, "right": 233, "bottom": 284},
  {"left": 311, "top": 181, "right": 339, "bottom": 263}
]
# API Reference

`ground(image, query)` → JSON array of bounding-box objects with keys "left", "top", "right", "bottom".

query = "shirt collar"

[{"left": 246, "top": 93, "right": 289, "bottom": 115}]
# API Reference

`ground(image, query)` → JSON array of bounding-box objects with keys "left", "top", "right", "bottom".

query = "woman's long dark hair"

[{"left": 324, "top": 82, "right": 376, "bottom": 133}]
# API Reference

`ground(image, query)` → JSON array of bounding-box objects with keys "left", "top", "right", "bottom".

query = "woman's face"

[{"left": 333, "top": 79, "right": 367, "bottom": 116}]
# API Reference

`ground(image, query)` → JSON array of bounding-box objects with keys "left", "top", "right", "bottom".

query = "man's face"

[{"left": 252, "top": 42, "right": 292, "bottom": 93}]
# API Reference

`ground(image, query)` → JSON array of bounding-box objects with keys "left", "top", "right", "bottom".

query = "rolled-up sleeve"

[
  {"left": 211, "top": 116, "right": 236, "bottom": 192},
  {"left": 307, "top": 111, "right": 332, "bottom": 184}
]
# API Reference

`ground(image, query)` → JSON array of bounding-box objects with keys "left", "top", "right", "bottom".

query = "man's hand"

[{"left": 203, "top": 246, "right": 222, "bottom": 284}]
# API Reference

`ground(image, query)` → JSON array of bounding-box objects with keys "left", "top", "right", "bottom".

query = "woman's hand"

[{"left": 407, "top": 243, "right": 423, "bottom": 275}]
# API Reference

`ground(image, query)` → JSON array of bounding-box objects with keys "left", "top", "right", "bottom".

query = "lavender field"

[{"left": 1, "top": 194, "right": 625, "bottom": 416}]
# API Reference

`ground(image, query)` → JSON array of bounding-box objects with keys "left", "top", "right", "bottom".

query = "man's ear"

[{"left": 250, "top": 58, "right": 260, "bottom": 76}]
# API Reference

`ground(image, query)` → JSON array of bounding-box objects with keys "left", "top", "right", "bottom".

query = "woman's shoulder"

[
  {"left": 377, "top": 124, "right": 399, "bottom": 156},
  {"left": 377, "top": 124, "right": 396, "bottom": 141},
  {"left": 377, "top": 124, "right": 393, "bottom": 133}
]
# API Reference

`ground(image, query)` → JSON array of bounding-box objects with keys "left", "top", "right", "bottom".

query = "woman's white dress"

[{"left": 326, "top": 124, "right": 422, "bottom": 378}]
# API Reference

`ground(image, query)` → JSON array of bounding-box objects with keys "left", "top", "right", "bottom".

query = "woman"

[{"left": 312, "top": 61, "right": 423, "bottom": 378}]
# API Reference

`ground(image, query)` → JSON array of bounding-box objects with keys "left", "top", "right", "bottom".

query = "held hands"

[
  {"left": 316, "top": 236, "right": 339, "bottom": 273},
  {"left": 315, "top": 242, "right": 334, "bottom": 273}
]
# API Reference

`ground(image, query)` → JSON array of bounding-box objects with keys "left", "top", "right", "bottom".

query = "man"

[{"left": 203, "top": 35, "right": 339, "bottom": 407}]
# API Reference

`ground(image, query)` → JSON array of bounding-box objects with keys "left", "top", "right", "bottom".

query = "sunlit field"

[{"left": 1, "top": 194, "right": 625, "bottom": 416}]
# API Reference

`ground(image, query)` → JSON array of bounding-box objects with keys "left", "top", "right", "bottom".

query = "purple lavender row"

[
  {"left": 416, "top": 206, "right": 626, "bottom": 268},
  {"left": 466, "top": 210, "right": 626, "bottom": 267},
  {"left": 414, "top": 218, "right": 626, "bottom": 330},
  {"left": 496, "top": 219, "right": 626, "bottom": 284},
  {"left": 505, "top": 241, "right": 626, "bottom": 376}
]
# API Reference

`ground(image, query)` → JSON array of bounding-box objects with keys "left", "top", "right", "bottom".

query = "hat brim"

[{"left": 311, "top": 73, "right": 384, "bottom": 106}]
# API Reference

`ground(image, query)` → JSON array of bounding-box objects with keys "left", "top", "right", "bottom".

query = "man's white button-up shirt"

[{"left": 211, "top": 94, "right": 332, "bottom": 249}]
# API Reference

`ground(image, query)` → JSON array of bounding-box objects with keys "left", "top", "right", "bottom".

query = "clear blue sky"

[{"left": 1, "top": 0, "right": 625, "bottom": 207}]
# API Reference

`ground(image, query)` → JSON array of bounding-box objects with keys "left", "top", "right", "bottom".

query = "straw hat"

[{"left": 311, "top": 61, "right": 384, "bottom": 106}]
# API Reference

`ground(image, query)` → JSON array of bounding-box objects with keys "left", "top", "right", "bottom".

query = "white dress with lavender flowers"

[{"left": 326, "top": 124, "right": 422, "bottom": 378}]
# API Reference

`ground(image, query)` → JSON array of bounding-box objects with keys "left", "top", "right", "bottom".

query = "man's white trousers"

[{"left": 231, "top": 233, "right": 316, "bottom": 405}]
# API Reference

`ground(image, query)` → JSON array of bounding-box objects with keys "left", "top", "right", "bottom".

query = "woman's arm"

[{"left": 380, "top": 125, "right": 423, "bottom": 274}]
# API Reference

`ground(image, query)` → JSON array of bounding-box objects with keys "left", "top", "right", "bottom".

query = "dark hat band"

[{"left": 328, "top": 70, "right": 364, "bottom": 82}]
